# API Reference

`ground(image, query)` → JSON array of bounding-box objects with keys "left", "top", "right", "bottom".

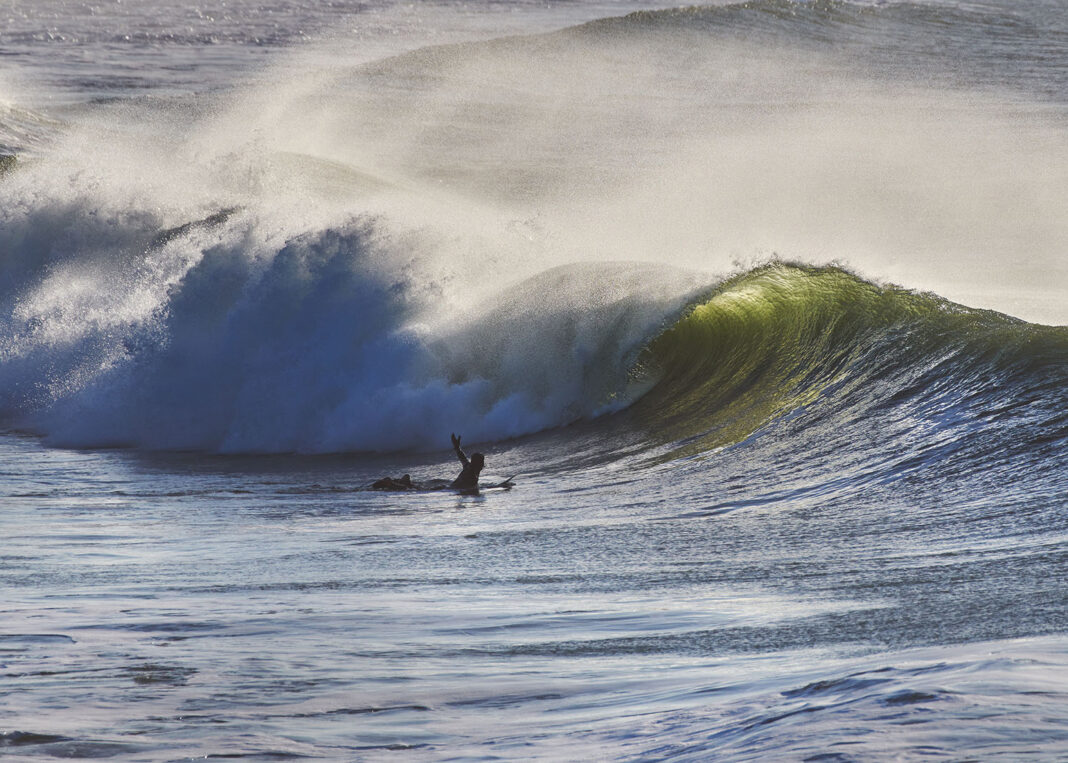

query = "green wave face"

[{"left": 633, "top": 263, "right": 1067, "bottom": 459}]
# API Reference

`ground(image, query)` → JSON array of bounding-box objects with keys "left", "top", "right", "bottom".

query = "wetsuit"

[{"left": 451, "top": 437, "right": 484, "bottom": 489}]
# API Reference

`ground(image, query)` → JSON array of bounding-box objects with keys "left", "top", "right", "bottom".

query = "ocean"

[{"left": 1, "top": 0, "right": 1066, "bottom": 760}]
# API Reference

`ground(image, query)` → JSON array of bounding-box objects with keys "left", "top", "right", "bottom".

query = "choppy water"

[
  {"left": 2, "top": 0, "right": 1067, "bottom": 760},
  {"left": 3, "top": 409, "right": 1067, "bottom": 759}
]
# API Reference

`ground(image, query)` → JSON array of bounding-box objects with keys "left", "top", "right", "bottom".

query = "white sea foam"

[{"left": 0, "top": 156, "right": 700, "bottom": 451}]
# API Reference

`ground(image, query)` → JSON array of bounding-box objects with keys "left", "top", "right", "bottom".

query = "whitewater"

[{"left": 1, "top": 0, "right": 1066, "bottom": 760}]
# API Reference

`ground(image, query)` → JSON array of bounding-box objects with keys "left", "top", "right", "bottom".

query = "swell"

[
  {"left": 572, "top": 0, "right": 1068, "bottom": 100},
  {"left": 631, "top": 263, "right": 1068, "bottom": 468}
]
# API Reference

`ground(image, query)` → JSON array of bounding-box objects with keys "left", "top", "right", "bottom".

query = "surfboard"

[
  {"left": 454, "top": 475, "right": 516, "bottom": 494},
  {"left": 483, "top": 475, "right": 517, "bottom": 489},
  {"left": 370, "top": 475, "right": 517, "bottom": 493}
]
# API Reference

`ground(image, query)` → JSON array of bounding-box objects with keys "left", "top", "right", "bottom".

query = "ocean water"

[{"left": 1, "top": 0, "right": 1067, "bottom": 760}]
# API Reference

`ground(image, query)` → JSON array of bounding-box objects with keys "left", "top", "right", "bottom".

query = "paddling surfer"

[
  {"left": 371, "top": 473, "right": 413, "bottom": 490},
  {"left": 370, "top": 434, "right": 485, "bottom": 491},
  {"left": 450, "top": 433, "right": 484, "bottom": 490}
]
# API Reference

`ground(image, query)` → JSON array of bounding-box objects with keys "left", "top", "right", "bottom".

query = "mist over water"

[{"left": 1, "top": 1, "right": 1067, "bottom": 760}]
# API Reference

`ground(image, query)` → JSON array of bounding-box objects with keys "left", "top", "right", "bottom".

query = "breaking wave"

[{"left": 0, "top": 191, "right": 1063, "bottom": 461}]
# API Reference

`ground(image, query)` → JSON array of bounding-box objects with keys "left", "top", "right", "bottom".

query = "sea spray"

[{"left": 0, "top": 195, "right": 705, "bottom": 451}]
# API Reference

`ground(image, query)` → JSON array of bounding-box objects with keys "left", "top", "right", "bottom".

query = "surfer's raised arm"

[{"left": 451, "top": 432, "right": 469, "bottom": 467}]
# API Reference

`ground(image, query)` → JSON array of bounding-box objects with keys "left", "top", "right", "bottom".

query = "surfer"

[
  {"left": 450, "top": 433, "right": 484, "bottom": 490},
  {"left": 371, "top": 473, "right": 413, "bottom": 491},
  {"left": 370, "top": 435, "right": 486, "bottom": 491}
]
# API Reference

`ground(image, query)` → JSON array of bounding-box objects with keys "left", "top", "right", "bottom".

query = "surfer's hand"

[{"left": 451, "top": 433, "right": 461, "bottom": 449}]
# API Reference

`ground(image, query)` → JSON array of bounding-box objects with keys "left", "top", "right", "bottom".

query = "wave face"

[{"left": 628, "top": 264, "right": 1068, "bottom": 482}]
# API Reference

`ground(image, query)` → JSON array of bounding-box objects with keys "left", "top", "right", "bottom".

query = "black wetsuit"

[
  {"left": 451, "top": 445, "right": 483, "bottom": 489},
  {"left": 451, "top": 463, "right": 480, "bottom": 489}
]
